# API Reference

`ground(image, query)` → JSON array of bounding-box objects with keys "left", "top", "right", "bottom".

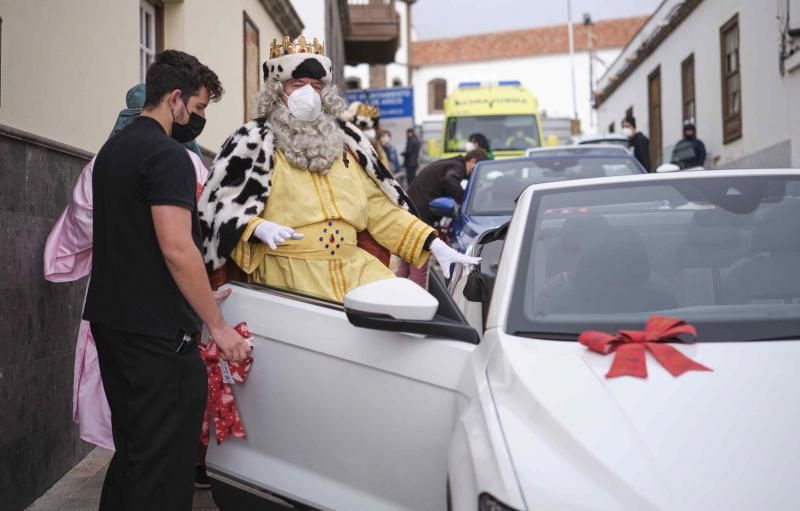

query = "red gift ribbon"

[
  {"left": 200, "top": 322, "right": 253, "bottom": 446},
  {"left": 579, "top": 316, "right": 712, "bottom": 378}
]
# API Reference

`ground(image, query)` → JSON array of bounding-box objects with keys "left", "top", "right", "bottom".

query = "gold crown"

[
  {"left": 356, "top": 103, "right": 380, "bottom": 118},
  {"left": 269, "top": 35, "right": 326, "bottom": 59}
]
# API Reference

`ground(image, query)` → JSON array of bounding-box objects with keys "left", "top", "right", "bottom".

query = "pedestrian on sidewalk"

[
  {"left": 82, "top": 50, "right": 250, "bottom": 511},
  {"left": 402, "top": 127, "right": 421, "bottom": 185},
  {"left": 622, "top": 114, "right": 652, "bottom": 172},
  {"left": 398, "top": 149, "right": 488, "bottom": 286},
  {"left": 381, "top": 129, "right": 402, "bottom": 175},
  {"left": 671, "top": 121, "right": 707, "bottom": 169}
]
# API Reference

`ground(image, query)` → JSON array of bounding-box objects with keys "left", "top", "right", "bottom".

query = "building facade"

[
  {"left": 291, "top": 0, "right": 350, "bottom": 89},
  {"left": 595, "top": 0, "right": 800, "bottom": 169},
  {"left": 344, "top": 0, "right": 412, "bottom": 89},
  {"left": 0, "top": 0, "right": 302, "bottom": 155},
  {"left": 409, "top": 17, "right": 647, "bottom": 138},
  {"left": 0, "top": 2, "right": 302, "bottom": 510}
]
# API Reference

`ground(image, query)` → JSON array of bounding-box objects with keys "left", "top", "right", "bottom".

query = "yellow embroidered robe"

[{"left": 230, "top": 150, "right": 434, "bottom": 302}]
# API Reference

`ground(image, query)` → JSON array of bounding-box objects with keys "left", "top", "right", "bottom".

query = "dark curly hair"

[
  {"left": 143, "top": 50, "right": 224, "bottom": 108},
  {"left": 468, "top": 132, "right": 491, "bottom": 151}
]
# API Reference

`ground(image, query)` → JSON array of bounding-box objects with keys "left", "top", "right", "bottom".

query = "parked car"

[
  {"left": 576, "top": 134, "right": 632, "bottom": 151},
  {"left": 430, "top": 147, "right": 646, "bottom": 252},
  {"left": 524, "top": 143, "right": 631, "bottom": 157},
  {"left": 207, "top": 169, "right": 800, "bottom": 511}
]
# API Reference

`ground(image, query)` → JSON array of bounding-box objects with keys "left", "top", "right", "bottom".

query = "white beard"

[{"left": 268, "top": 106, "right": 343, "bottom": 174}]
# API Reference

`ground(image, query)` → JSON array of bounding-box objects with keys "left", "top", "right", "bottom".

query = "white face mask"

[
  {"left": 286, "top": 84, "right": 322, "bottom": 122},
  {"left": 364, "top": 128, "right": 376, "bottom": 140},
  {"left": 465, "top": 141, "right": 476, "bottom": 152},
  {"left": 622, "top": 127, "right": 634, "bottom": 138}
]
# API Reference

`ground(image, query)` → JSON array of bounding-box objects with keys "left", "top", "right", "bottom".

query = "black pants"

[
  {"left": 405, "top": 165, "right": 418, "bottom": 185},
  {"left": 92, "top": 323, "right": 207, "bottom": 511}
]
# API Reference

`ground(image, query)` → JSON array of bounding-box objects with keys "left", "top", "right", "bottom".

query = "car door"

[{"left": 206, "top": 280, "right": 477, "bottom": 511}]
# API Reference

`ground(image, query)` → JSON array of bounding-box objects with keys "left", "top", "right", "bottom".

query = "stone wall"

[{"left": 0, "top": 124, "right": 94, "bottom": 511}]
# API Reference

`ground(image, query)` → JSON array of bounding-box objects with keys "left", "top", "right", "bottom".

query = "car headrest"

[
  {"left": 751, "top": 200, "right": 800, "bottom": 253},
  {"left": 576, "top": 229, "right": 650, "bottom": 287},
  {"left": 560, "top": 215, "right": 610, "bottom": 252}
]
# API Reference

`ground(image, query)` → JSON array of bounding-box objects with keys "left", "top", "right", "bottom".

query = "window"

[
  {"left": 681, "top": 54, "right": 696, "bottom": 124},
  {"left": 392, "top": 78, "right": 403, "bottom": 87},
  {"left": 428, "top": 78, "right": 446, "bottom": 113},
  {"left": 608, "top": 122, "right": 615, "bottom": 134},
  {"left": 139, "top": 1, "right": 157, "bottom": 82},
  {"left": 720, "top": 14, "right": 742, "bottom": 143},
  {"left": 345, "top": 77, "right": 362, "bottom": 90},
  {"left": 648, "top": 66, "right": 662, "bottom": 166},
  {"left": 243, "top": 12, "right": 260, "bottom": 121}
]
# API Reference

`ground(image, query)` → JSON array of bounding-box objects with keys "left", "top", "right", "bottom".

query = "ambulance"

[{"left": 431, "top": 81, "right": 548, "bottom": 160}]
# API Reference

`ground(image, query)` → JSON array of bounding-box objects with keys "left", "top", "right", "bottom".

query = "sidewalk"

[{"left": 25, "top": 448, "right": 219, "bottom": 511}]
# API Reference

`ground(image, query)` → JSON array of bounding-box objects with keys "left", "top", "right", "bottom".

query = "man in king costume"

[{"left": 199, "top": 36, "right": 477, "bottom": 302}]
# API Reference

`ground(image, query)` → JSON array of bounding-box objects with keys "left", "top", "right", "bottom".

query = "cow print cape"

[{"left": 198, "top": 118, "right": 417, "bottom": 272}]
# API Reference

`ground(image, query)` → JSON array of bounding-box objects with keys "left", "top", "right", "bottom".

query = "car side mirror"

[
  {"left": 344, "top": 278, "right": 438, "bottom": 322},
  {"left": 429, "top": 196, "right": 457, "bottom": 217},
  {"left": 656, "top": 162, "right": 681, "bottom": 173},
  {"left": 344, "top": 278, "right": 480, "bottom": 344}
]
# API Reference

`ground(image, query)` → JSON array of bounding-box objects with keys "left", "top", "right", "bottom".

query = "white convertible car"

[{"left": 207, "top": 169, "right": 800, "bottom": 511}]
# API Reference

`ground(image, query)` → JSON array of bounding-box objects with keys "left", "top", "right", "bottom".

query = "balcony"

[{"left": 344, "top": 0, "right": 400, "bottom": 65}]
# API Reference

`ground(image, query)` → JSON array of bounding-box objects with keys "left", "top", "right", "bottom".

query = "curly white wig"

[{"left": 256, "top": 80, "right": 347, "bottom": 174}]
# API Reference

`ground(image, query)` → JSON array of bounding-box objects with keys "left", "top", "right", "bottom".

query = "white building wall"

[
  {"left": 0, "top": 0, "right": 139, "bottom": 152},
  {"left": 168, "top": 0, "right": 282, "bottom": 151},
  {"left": 412, "top": 48, "right": 621, "bottom": 136},
  {"left": 597, "top": 0, "right": 794, "bottom": 168}
]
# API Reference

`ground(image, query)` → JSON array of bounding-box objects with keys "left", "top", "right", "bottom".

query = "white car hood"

[{"left": 487, "top": 333, "right": 800, "bottom": 511}]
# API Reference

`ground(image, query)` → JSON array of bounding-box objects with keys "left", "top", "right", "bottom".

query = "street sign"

[{"left": 345, "top": 87, "right": 414, "bottom": 121}]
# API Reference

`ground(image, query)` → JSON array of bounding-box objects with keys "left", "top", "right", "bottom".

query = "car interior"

[{"left": 529, "top": 198, "right": 800, "bottom": 316}]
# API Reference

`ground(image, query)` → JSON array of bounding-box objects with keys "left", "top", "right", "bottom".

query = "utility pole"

[
  {"left": 567, "top": 0, "right": 578, "bottom": 132},
  {"left": 584, "top": 13, "right": 594, "bottom": 127}
]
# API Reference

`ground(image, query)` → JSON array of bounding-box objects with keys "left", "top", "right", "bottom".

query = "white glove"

[
  {"left": 430, "top": 238, "right": 481, "bottom": 278},
  {"left": 254, "top": 220, "right": 303, "bottom": 250}
]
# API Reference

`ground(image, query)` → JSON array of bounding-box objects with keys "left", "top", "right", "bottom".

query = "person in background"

[
  {"left": 402, "top": 127, "right": 421, "bottom": 184},
  {"left": 467, "top": 132, "right": 494, "bottom": 159},
  {"left": 398, "top": 149, "right": 488, "bottom": 287},
  {"left": 671, "top": 121, "right": 707, "bottom": 169},
  {"left": 381, "top": 129, "right": 402, "bottom": 175},
  {"left": 43, "top": 83, "right": 220, "bottom": 490},
  {"left": 83, "top": 50, "right": 250, "bottom": 510},
  {"left": 622, "top": 114, "right": 652, "bottom": 172}
]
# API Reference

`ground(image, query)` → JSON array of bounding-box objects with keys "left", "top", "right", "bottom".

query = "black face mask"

[{"left": 171, "top": 99, "right": 206, "bottom": 143}]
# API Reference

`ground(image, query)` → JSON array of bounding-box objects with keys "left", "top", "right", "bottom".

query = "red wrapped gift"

[
  {"left": 579, "top": 316, "right": 712, "bottom": 379},
  {"left": 200, "top": 322, "right": 254, "bottom": 446}
]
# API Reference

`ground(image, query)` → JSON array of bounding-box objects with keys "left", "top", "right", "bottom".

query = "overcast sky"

[{"left": 412, "top": 0, "right": 663, "bottom": 40}]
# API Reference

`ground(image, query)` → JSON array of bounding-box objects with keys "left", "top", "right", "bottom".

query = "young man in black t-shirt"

[{"left": 83, "top": 50, "right": 251, "bottom": 511}]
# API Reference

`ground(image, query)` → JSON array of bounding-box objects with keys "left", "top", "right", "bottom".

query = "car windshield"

[
  {"left": 445, "top": 115, "right": 540, "bottom": 152},
  {"left": 506, "top": 175, "right": 800, "bottom": 342},
  {"left": 467, "top": 156, "right": 643, "bottom": 215}
]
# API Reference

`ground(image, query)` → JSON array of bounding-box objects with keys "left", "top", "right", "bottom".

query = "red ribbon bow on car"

[
  {"left": 579, "top": 316, "right": 712, "bottom": 378},
  {"left": 200, "top": 322, "right": 254, "bottom": 446}
]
